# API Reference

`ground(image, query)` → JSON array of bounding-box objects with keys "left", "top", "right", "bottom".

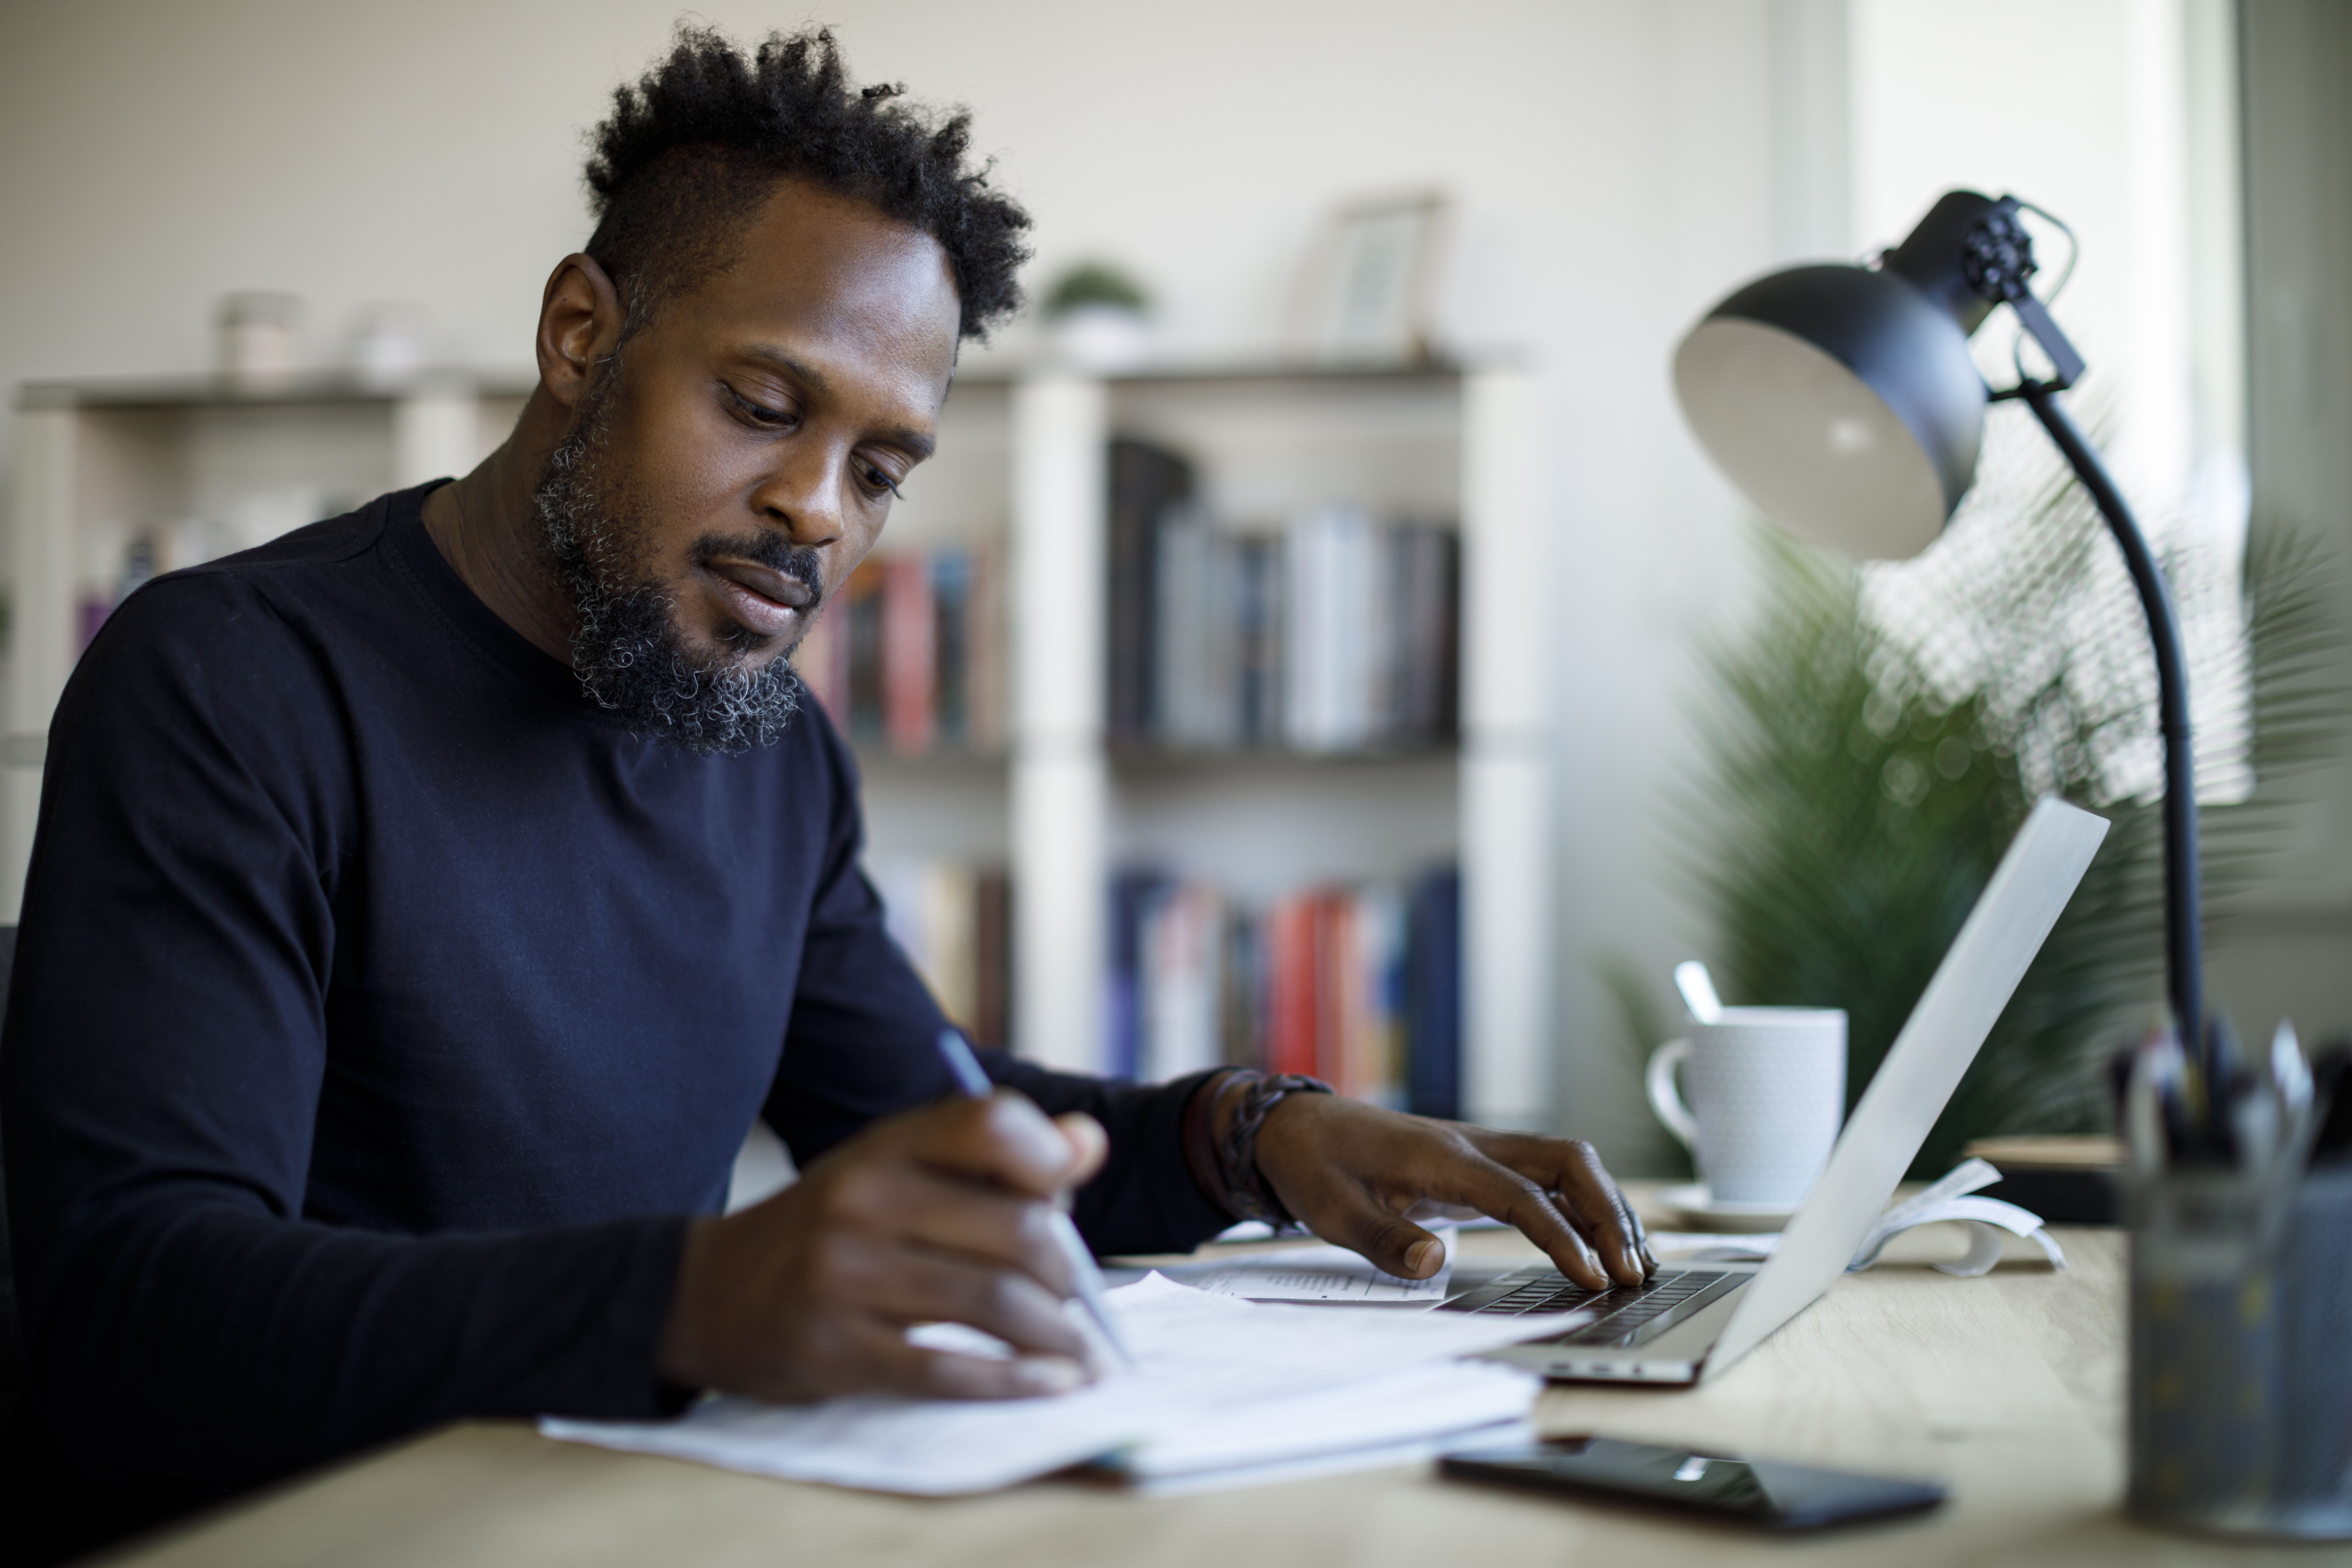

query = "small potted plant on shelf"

[{"left": 1040, "top": 260, "right": 1153, "bottom": 372}]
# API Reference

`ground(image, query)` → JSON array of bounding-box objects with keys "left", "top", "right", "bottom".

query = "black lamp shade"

[{"left": 1673, "top": 263, "right": 1989, "bottom": 561}]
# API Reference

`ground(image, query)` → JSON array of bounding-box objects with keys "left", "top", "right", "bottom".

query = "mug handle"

[{"left": 1646, "top": 1038, "right": 1698, "bottom": 1149}]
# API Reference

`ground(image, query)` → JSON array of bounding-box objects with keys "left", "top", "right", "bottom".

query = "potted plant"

[{"left": 1040, "top": 260, "right": 1153, "bottom": 371}]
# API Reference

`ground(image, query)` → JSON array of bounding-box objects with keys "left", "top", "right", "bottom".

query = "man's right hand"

[{"left": 657, "top": 1093, "right": 1109, "bottom": 1402}]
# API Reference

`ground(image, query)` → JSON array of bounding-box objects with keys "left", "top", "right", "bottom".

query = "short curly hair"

[{"left": 583, "top": 25, "right": 1030, "bottom": 342}]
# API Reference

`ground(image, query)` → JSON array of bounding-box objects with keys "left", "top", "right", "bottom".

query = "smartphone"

[{"left": 1439, "top": 1436, "right": 1946, "bottom": 1532}]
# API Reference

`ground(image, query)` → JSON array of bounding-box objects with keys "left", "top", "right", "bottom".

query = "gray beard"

[{"left": 533, "top": 396, "right": 807, "bottom": 758}]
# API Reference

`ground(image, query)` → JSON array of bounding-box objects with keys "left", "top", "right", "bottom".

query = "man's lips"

[{"left": 702, "top": 558, "right": 815, "bottom": 639}]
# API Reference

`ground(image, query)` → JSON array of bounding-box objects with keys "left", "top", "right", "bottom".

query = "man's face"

[{"left": 538, "top": 179, "right": 960, "bottom": 754}]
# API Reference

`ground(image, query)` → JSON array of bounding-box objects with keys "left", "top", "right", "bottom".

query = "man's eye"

[
  {"left": 725, "top": 385, "right": 794, "bottom": 427},
  {"left": 857, "top": 461, "right": 903, "bottom": 500}
]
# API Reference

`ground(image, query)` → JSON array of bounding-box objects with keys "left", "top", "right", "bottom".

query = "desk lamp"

[{"left": 1669, "top": 189, "right": 2206, "bottom": 1071}]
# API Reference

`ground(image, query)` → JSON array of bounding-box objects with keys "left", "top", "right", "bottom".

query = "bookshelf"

[
  {"left": 995, "top": 364, "right": 1552, "bottom": 1130},
  {"left": 6, "top": 359, "right": 1556, "bottom": 1131}
]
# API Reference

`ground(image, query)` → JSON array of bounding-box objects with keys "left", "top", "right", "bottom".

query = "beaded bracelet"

[{"left": 1216, "top": 1071, "right": 1333, "bottom": 1226}]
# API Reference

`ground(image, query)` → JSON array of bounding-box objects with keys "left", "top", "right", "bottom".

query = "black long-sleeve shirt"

[{"left": 0, "top": 482, "right": 1228, "bottom": 1497}]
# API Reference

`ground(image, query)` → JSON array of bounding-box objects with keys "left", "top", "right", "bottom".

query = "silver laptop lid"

[{"left": 1701, "top": 796, "right": 2110, "bottom": 1379}]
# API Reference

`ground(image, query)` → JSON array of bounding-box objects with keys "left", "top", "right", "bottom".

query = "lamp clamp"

[
  {"left": 1968, "top": 197, "right": 2087, "bottom": 398},
  {"left": 1961, "top": 200, "right": 2039, "bottom": 302}
]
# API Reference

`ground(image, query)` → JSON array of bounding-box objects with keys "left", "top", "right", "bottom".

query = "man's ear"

[{"left": 537, "top": 253, "right": 626, "bottom": 411}]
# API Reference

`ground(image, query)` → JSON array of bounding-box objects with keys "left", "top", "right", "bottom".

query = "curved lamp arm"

[{"left": 2015, "top": 382, "right": 2204, "bottom": 1062}]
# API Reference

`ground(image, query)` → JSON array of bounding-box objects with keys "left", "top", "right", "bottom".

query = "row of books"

[
  {"left": 871, "top": 855, "right": 1463, "bottom": 1112},
  {"left": 794, "top": 544, "right": 1007, "bottom": 755},
  {"left": 1110, "top": 438, "right": 1461, "bottom": 755},
  {"left": 1107, "top": 867, "right": 1461, "bottom": 1114},
  {"left": 870, "top": 858, "right": 1014, "bottom": 1052}
]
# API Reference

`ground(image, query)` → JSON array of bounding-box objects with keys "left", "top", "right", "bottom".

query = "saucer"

[{"left": 1658, "top": 1183, "right": 1801, "bottom": 1233}]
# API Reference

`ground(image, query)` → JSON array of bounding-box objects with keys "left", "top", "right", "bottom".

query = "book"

[
  {"left": 1386, "top": 524, "right": 1459, "bottom": 747},
  {"left": 1107, "top": 439, "right": 1195, "bottom": 745},
  {"left": 1139, "top": 880, "right": 1224, "bottom": 1080},
  {"left": 872, "top": 858, "right": 1013, "bottom": 1050},
  {"left": 882, "top": 555, "right": 936, "bottom": 755},
  {"left": 931, "top": 547, "right": 971, "bottom": 748},
  {"left": 1219, "top": 905, "right": 1267, "bottom": 1070},
  {"left": 1099, "top": 430, "right": 1459, "bottom": 757},
  {"left": 1153, "top": 507, "right": 1237, "bottom": 749},
  {"left": 1232, "top": 536, "right": 1283, "bottom": 746},
  {"left": 1348, "top": 883, "right": 1407, "bottom": 1109},
  {"left": 1265, "top": 895, "right": 1321, "bottom": 1079},
  {"left": 964, "top": 539, "right": 1007, "bottom": 752},
  {"left": 1107, "top": 866, "right": 1456, "bottom": 1111},
  {"left": 791, "top": 589, "right": 851, "bottom": 723},
  {"left": 1308, "top": 890, "right": 1351, "bottom": 1086},
  {"left": 1106, "top": 871, "right": 1164, "bottom": 1080},
  {"left": 844, "top": 559, "right": 888, "bottom": 746},
  {"left": 802, "top": 539, "right": 1003, "bottom": 756},
  {"left": 1405, "top": 868, "right": 1461, "bottom": 1119},
  {"left": 1283, "top": 505, "right": 1377, "bottom": 753},
  {"left": 972, "top": 869, "right": 1012, "bottom": 1051}
]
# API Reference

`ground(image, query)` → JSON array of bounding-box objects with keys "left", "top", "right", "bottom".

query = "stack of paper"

[
  {"left": 542, "top": 1273, "right": 1588, "bottom": 1495},
  {"left": 1156, "top": 1231, "right": 1456, "bottom": 1304}
]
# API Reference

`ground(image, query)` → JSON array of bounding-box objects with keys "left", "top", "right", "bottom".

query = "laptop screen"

[{"left": 1702, "top": 796, "right": 2109, "bottom": 1378}]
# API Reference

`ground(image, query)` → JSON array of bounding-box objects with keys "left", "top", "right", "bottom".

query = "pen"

[{"left": 933, "top": 1029, "right": 1136, "bottom": 1370}]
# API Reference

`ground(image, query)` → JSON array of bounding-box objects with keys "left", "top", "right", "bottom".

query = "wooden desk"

[{"left": 102, "top": 1208, "right": 2345, "bottom": 1567}]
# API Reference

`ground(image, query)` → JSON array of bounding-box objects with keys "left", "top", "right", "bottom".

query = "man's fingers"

[
  {"left": 1401, "top": 1144, "right": 1611, "bottom": 1289},
  {"left": 1054, "top": 1112, "right": 1108, "bottom": 1189},
  {"left": 1305, "top": 1181, "right": 1450, "bottom": 1280},
  {"left": 909, "top": 1347, "right": 1089, "bottom": 1401},
  {"left": 1468, "top": 1169, "right": 1614, "bottom": 1291},
  {"left": 847, "top": 1320, "right": 1089, "bottom": 1402},
  {"left": 896, "top": 1093, "right": 1082, "bottom": 1197},
  {"left": 863, "top": 1250, "right": 1097, "bottom": 1368},
  {"left": 883, "top": 1172, "right": 1076, "bottom": 1297},
  {"left": 1471, "top": 1131, "right": 1651, "bottom": 1285},
  {"left": 1550, "top": 1138, "right": 1650, "bottom": 1281}
]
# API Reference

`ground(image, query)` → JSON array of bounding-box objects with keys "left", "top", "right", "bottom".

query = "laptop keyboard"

[{"left": 1464, "top": 1267, "right": 1735, "bottom": 1346}]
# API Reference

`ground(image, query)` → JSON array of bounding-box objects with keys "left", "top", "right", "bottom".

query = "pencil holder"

[{"left": 2127, "top": 1167, "right": 2352, "bottom": 1538}]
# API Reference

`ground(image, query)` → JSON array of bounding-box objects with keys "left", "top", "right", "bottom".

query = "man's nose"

[{"left": 747, "top": 448, "right": 845, "bottom": 550}]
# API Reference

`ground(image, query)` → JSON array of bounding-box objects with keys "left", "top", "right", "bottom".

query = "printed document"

[
  {"left": 1159, "top": 1230, "right": 1455, "bottom": 1303},
  {"left": 542, "top": 1272, "right": 1588, "bottom": 1495}
]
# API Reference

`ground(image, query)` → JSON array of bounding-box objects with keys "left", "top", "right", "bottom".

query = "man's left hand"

[{"left": 1251, "top": 1094, "right": 1657, "bottom": 1290}]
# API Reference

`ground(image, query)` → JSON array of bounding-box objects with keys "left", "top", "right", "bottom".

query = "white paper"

[
  {"left": 1848, "top": 1159, "right": 2068, "bottom": 1275},
  {"left": 541, "top": 1272, "right": 1588, "bottom": 1496},
  {"left": 1113, "top": 1359, "right": 1534, "bottom": 1479},
  {"left": 1213, "top": 1209, "right": 1508, "bottom": 1243},
  {"left": 1648, "top": 1161, "right": 2069, "bottom": 1277},
  {"left": 1160, "top": 1230, "right": 1455, "bottom": 1303}
]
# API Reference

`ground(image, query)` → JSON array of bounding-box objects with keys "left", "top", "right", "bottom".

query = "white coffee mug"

[{"left": 1645, "top": 1007, "right": 1847, "bottom": 1206}]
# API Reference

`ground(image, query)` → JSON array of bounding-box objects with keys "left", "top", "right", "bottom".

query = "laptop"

[{"left": 1440, "top": 796, "right": 2109, "bottom": 1385}]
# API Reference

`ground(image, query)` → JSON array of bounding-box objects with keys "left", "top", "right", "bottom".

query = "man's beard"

[{"left": 533, "top": 384, "right": 822, "bottom": 757}]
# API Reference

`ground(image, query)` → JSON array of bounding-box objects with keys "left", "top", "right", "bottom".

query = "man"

[{"left": 1, "top": 23, "right": 1650, "bottom": 1546}]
